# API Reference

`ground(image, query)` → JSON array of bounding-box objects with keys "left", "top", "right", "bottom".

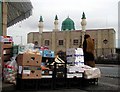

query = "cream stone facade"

[
  {"left": 27, "top": 13, "right": 116, "bottom": 58},
  {"left": 28, "top": 29, "right": 116, "bottom": 58}
]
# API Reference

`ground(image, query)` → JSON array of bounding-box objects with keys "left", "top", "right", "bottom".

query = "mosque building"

[{"left": 27, "top": 12, "right": 116, "bottom": 58}]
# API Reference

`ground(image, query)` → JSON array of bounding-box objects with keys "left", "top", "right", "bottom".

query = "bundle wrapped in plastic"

[
  {"left": 67, "top": 64, "right": 101, "bottom": 79},
  {"left": 3, "top": 56, "right": 17, "bottom": 84},
  {"left": 83, "top": 66, "right": 101, "bottom": 79},
  {"left": 18, "top": 43, "right": 35, "bottom": 54},
  {"left": 81, "top": 65, "right": 92, "bottom": 69},
  {"left": 24, "top": 43, "right": 34, "bottom": 51}
]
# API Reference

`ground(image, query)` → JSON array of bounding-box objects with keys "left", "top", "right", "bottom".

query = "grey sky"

[{"left": 7, "top": 0, "right": 119, "bottom": 46}]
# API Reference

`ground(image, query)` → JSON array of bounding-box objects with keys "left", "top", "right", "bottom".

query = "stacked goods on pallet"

[
  {"left": 66, "top": 48, "right": 84, "bottom": 78},
  {"left": 13, "top": 44, "right": 54, "bottom": 78},
  {"left": 15, "top": 44, "right": 42, "bottom": 90},
  {"left": 17, "top": 51, "right": 42, "bottom": 79},
  {"left": 33, "top": 46, "right": 55, "bottom": 78},
  {"left": 66, "top": 48, "right": 101, "bottom": 86},
  {"left": 0, "top": 36, "right": 17, "bottom": 84}
]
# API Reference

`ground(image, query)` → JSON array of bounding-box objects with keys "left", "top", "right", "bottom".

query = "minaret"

[
  {"left": 38, "top": 16, "right": 44, "bottom": 34},
  {"left": 53, "top": 15, "right": 59, "bottom": 31},
  {"left": 38, "top": 16, "right": 43, "bottom": 47},
  {"left": 81, "top": 12, "right": 87, "bottom": 32},
  {"left": 52, "top": 15, "right": 58, "bottom": 51},
  {"left": 81, "top": 12, "right": 87, "bottom": 47}
]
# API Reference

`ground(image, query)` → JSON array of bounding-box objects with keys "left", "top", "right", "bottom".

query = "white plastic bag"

[{"left": 3, "top": 56, "right": 17, "bottom": 84}]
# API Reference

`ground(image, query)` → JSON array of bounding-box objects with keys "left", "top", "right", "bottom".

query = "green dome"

[{"left": 61, "top": 17, "right": 75, "bottom": 31}]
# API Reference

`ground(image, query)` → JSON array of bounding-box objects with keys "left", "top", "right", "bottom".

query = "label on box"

[
  {"left": 42, "top": 71, "right": 44, "bottom": 74},
  {"left": 18, "top": 66, "right": 22, "bottom": 74},
  {"left": 49, "top": 71, "right": 52, "bottom": 74},
  {"left": 23, "top": 70, "right": 30, "bottom": 74},
  {"left": 67, "top": 73, "right": 83, "bottom": 78},
  {"left": 3, "top": 50, "right": 6, "bottom": 54}
]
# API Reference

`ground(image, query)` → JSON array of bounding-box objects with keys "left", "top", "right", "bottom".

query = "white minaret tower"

[
  {"left": 38, "top": 16, "right": 44, "bottom": 34},
  {"left": 38, "top": 16, "right": 44, "bottom": 47},
  {"left": 54, "top": 15, "right": 59, "bottom": 31},
  {"left": 81, "top": 12, "right": 87, "bottom": 47}
]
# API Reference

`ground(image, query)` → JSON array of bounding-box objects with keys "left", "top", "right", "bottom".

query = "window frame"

[
  {"left": 58, "top": 40, "right": 64, "bottom": 45},
  {"left": 44, "top": 40, "right": 50, "bottom": 46},
  {"left": 73, "top": 39, "right": 79, "bottom": 45}
]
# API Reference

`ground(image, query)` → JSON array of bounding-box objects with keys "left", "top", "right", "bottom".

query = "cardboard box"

[
  {"left": 39, "top": 50, "right": 43, "bottom": 56},
  {"left": 18, "top": 66, "right": 42, "bottom": 79},
  {"left": 22, "top": 70, "right": 41, "bottom": 79},
  {"left": 42, "top": 69, "right": 53, "bottom": 75},
  {"left": 1, "top": 42, "right": 13, "bottom": 48},
  {"left": 2, "top": 54, "right": 11, "bottom": 61},
  {"left": 43, "top": 50, "right": 54, "bottom": 58},
  {"left": 67, "top": 66, "right": 84, "bottom": 73},
  {"left": 67, "top": 73, "right": 83, "bottom": 78},
  {"left": 3, "top": 49, "right": 12, "bottom": 54},
  {"left": 0, "top": 36, "right": 13, "bottom": 42},
  {"left": 17, "top": 53, "right": 42, "bottom": 66},
  {"left": 66, "top": 48, "right": 84, "bottom": 66}
]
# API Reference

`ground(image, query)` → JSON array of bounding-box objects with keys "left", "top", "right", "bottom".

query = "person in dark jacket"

[{"left": 83, "top": 34, "right": 95, "bottom": 67}]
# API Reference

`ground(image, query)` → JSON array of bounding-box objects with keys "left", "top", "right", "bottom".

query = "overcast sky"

[{"left": 7, "top": 0, "right": 119, "bottom": 46}]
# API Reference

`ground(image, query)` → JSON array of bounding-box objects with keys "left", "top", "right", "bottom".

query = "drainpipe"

[
  {"left": 0, "top": 0, "right": 2, "bottom": 35},
  {"left": 0, "top": 0, "right": 2, "bottom": 83}
]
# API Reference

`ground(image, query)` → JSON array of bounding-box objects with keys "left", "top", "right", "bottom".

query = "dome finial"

[
  {"left": 67, "top": 15, "right": 69, "bottom": 18},
  {"left": 81, "top": 12, "right": 86, "bottom": 19},
  {"left": 39, "top": 16, "right": 43, "bottom": 22}
]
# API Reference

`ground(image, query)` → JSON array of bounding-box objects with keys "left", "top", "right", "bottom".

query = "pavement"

[
  {"left": 96, "top": 64, "right": 120, "bottom": 67},
  {"left": 0, "top": 64, "right": 120, "bottom": 92}
]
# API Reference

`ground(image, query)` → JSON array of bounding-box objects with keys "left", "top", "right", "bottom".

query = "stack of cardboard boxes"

[
  {"left": 66, "top": 48, "right": 84, "bottom": 78},
  {"left": 17, "top": 53, "right": 42, "bottom": 79},
  {"left": 0, "top": 36, "right": 13, "bottom": 65}
]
